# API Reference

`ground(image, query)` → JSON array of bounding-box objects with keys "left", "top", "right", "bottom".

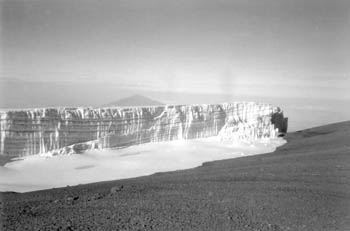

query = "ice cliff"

[{"left": 0, "top": 102, "right": 287, "bottom": 157}]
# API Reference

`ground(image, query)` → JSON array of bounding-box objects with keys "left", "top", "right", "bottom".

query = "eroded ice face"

[{"left": 0, "top": 137, "right": 285, "bottom": 192}]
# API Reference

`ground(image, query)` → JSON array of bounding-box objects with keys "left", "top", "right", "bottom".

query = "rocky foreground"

[{"left": 1, "top": 121, "right": 350, "bottom": 231}]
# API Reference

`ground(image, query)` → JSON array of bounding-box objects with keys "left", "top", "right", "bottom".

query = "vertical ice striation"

[
  {"left": 0, "top": 102, "right": 287, "bottom": 157},
  {"left": 218, "top": 102, "right": 281, "bottom": 143}
]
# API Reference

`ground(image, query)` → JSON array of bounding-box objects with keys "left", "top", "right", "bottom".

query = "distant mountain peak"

[{"left": 104, "top": 95, "right": 164, "bottom": 107}]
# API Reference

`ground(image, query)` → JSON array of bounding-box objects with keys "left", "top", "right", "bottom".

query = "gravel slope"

[{"left": 1, "top": 121, "right": 350, "bottom": 231}]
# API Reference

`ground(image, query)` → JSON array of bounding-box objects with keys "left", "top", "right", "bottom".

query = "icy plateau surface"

[{"left": 0, "top": 136, "right": 286, "bottom": 192}]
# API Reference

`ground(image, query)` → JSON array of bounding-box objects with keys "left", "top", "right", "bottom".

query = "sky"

[{"left": 0, "top": 0, "right": 349, "bottom": 130}]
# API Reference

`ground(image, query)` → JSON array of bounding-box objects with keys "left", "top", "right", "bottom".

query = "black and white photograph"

[{"left": 0, "top": 0, "right": 349, "bottom": 230}]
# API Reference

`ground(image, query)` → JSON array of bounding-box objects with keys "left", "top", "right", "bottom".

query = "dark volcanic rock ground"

[{"left": 1, "top": 121, "right": 350, "bottom": 231}]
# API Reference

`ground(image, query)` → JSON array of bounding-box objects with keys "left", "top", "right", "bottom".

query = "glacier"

[
  {"left": 0, "top": 102, "right": 288, "bottom": 158},
  {"left": 0, "top": 101, "right": 288, "bottom": 192}
]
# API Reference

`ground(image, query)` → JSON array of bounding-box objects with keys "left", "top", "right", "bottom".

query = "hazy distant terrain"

[
  {"left": 1, "top": 81, "right": 349, "bottom": 131},
  {"left": 103, "top": 95, "right": 164, "bottom": 107}
]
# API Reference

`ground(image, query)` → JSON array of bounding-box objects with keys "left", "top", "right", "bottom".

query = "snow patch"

[{"left": 0, "top": 137, "right": 286, "bottom": 193}]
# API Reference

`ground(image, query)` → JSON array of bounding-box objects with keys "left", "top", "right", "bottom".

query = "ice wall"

[{"left": 0, "top": 102, "right": 287, "bottom": 157}]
